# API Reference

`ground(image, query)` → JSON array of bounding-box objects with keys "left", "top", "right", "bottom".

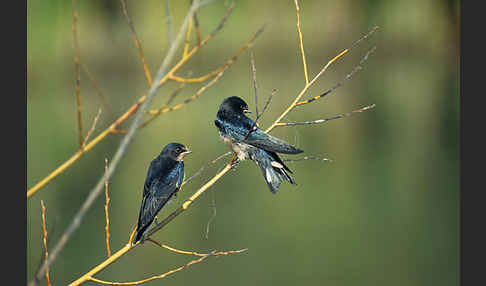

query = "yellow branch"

[
  {"left": 120, "top": 0, "right": 153, "bottom": 87},
  {"left": 41, "top": 200, "right": 52, "bottom": 286},
  {"left": 293, "top": 0, "right": 309, "bottom": 85},
  {"left": 69, "top": 244, "right": 135, "bottom": 286},
  {"left": 87, "top": 255, "right": 209, "bottom": 286},
  {"left": 183, "top": 16, "right": 194, "bottom": 58},
  {"left": 104, "top": 158, "right": 111, "bottom": 258}
]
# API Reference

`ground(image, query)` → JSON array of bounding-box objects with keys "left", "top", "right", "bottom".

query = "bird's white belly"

[{"left": 220, "top": 132, "right": 252, "bottom": 161}]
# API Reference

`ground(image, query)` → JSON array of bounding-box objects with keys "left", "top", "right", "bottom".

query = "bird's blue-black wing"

[
  {"left": 237, "top": 116, "right": 303, "bottom": 154},
  {"left": 244, "top": 128, "right": 303, "bottom": 154},
  {"left": 137, "top": 161, "right": 184, "bottom": 241},
  {"left": 216, "top": 114, "right": 303, "bottom": 154}
]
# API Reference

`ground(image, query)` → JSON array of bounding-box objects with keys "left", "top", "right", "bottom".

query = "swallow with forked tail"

[{"left": 214, "top": 96, "right": 303, "bottom": 194}]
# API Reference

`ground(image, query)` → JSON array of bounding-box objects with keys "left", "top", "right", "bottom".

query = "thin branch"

[
  {"left": 81, "top": 63, "right": 113, "bottom": 118},
  {"left": 276, "top": 104, "right": 376, "bottom": 127},
  {"left": 41, "top": 200, "right": 52, "bottom": 286},
  {"left": 250, "top": 52, "right": 259, "bottom": 118},
  {"left": 146, "top": 238, "right": 207, "bottom": 256},
  {"left": 182, "top": 151, "right": 232, "bottom": 186},
  {"left": 293, "top": 0, "right": 309, "bottom": 85},
  {"left": 296, "top": 46, "right": 377, "bottom": 107},
  {"left": 205, "top": 187, "right": 217, "bottom": 239},
  {"left": 182, "top": 16, "right": 194, "bottom": 58},
  {"left": 104, "top": 158, "right": 112, "bottom": 258},
  {"left": 87, "top": 255, "right": 211, "bottom": 285},
  {"left": 147, "top": 238, "right": 246, "bottom": 257},
  {"left": 82, "top": 107, "right": 102, "bottom": 149},
  {"left": 283, "top": 156, "right": 333, "bottom": 163},
  {"left": 30, "top": 2, "right": 202, "bottom": 284},
  {"left": 349, "top": 25, "right": 379, "bottom": 50},
  {"left": 87, "top": 248, "right": 246, "bottom": 286},
  {"left": 120, "top": 0, "right": 153, "bottom": 87},
  {"left": 208, "top": 1, "right": 235, "bottom": 37},
  {"left": 164, "top": 0, "right": 174, "bottom": 48},
  {"left": 254, "top": 88, "right": 278, "bottom": 125},
  {"left": 72, "top": 0, "right": 84, "bottom": 150}
]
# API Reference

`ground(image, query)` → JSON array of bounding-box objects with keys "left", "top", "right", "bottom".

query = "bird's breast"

[{"left": 219, "top": 132, "right": 252, "bottom": 161}]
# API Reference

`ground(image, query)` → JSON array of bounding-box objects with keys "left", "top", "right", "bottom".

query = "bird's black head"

[
  {"left": 218, "top": 96, "right": 251, "bottom": 115},
  {"left": 161, "top": 142, "right": 192, "bottom": 161}
]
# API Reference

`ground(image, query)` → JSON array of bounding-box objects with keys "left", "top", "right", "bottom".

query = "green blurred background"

[{"left": 27, "top": 0, "right": 460, "bottom": 285}]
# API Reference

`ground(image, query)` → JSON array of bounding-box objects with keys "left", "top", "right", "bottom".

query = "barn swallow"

[
  {"left": 134, "top": 143, "right": 192, "bottom": 243},
  {"left": 214, "top": 96, "right": 303, "bottom": 194}
]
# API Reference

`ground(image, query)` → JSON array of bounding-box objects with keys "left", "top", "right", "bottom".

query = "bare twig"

[
  {"left": 104, "top": 158, "right": 112, "bottom": 258},
  {"left": 283, "top": 156, "right": 333, "bottom": 163},
  {"left": 120, "top": 0, "right": 153, "bottom": 87},
  {"left": 147, "top": 238, "right": 245, "bottom": 257},
  {"left": 276, "top": 104, "right": 376, "bottom": 127},
  {"left": 205, "top": 187, "right": 217, "bottom": 239},
  {"left": 82, "top": 107, "right": 102, "bottom": 149},
  {"left": 81, "top": 63, "right": 113, "bottom": 118},
  {"left": 182, "top": 17, "right": 193, "bottom": 58},
  {"left": 164, "top": 0, "right": 174, "bottom": 48},
  {"left": 254, "top": 88, "right": 278, "bottom": 125},
  {"left": 146, "top": 238, "right": 207, "bottom": 256},
  {"left": 86, "top": 248, "right": 247, "bottom": 285},
  {"left": 250, "top": 52, "right": 259, "bottom": 118},
  {"left": 207, "top": 1, "right": 235, "bottom": 38},
  {"left": 30, "top": 2, "right": 202, "bottom": 285},
  {"left": 72, "top": 0, "right": 83, "bottom": 150},
  {"left": 293, "top": 0, "right": 309, "bottom": 85},
  {"left": 87, "top": 255, "right": 211, "bottom": 285},
  {"left": 296, "top": 46, "right": 377, "bottom": 107},
  {"left": 182, "top": 151, "right": 232, "bottom": 186},
  {"left": 41, "top": 200, "right": 52, "bottom": 286}
]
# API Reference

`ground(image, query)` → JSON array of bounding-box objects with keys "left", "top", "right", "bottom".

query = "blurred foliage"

[{"left": 27, "top": 0, "right": 459, "bottom": 285}]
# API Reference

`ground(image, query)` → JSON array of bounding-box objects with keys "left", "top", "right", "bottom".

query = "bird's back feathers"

[{"left": 135, "top": 156, "right": 184, "bottom": 243}]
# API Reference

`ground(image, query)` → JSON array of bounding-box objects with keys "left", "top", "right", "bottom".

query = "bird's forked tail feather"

[{"left": 252, "top": 149, "right": 296, "bottom": 194}]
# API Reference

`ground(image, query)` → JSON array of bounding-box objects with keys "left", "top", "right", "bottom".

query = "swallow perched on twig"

[
  {"left": 215, "top": 96, "right": 303, "bottom": 194},
  {"left": 134, "top": 143, "right": 192, "bottom": 243}
]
